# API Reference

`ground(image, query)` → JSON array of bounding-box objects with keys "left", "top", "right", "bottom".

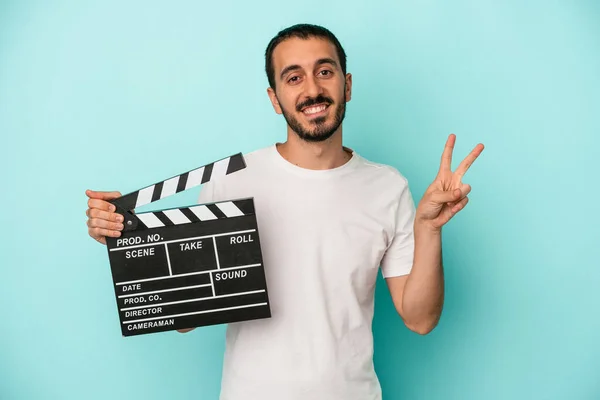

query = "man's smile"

[{"left": 301, "top": 103, "right": 329, "bottom": 117}]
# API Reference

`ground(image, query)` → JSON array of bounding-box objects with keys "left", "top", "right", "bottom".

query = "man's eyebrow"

[
  {"left": 279, "top": 58, "right": 339, "bottom": 80},
  {"left": 280, "top": 64, "right": 301, "bottom": 80},
  {"left": 315, "top": 58, "right": 338, "bottom": 68}
]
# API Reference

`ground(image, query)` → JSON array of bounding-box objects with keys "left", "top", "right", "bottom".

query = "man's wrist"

[{"left": 414, "top": 219, "right": 442, "bottom": 238}]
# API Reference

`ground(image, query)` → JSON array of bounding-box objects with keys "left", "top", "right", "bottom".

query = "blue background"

[{"left": 1, "top": 1, "right": 599, "bottom": 399}]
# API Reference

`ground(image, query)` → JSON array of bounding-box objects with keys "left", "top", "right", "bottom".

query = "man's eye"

[
  {"left": 319, "top": 70, "right": 332, "bottom": 76},
  {"left": 288, "top": 76, "right": 300, "bottom": 83}
]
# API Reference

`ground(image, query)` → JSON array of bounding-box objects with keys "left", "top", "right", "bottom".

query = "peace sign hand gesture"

[{"left": 415, "top": 134, "right": 484, "bottom": 232}]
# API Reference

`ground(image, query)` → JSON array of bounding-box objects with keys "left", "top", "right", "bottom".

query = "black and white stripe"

[
  {"left": 136, "top": 199, "right": 253, "bottom": 228},
  {"left": 112, "top": 153, "right": 245, "bottom": 212}
]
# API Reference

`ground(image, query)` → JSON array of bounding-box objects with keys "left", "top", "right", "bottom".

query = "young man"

[{"left": 85, "top": 24, "right": 483, "bottom": 400}]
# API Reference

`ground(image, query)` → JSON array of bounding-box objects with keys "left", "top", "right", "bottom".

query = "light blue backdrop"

[{"left": 1, "top": 1, "right": 598, "bottom": 399}]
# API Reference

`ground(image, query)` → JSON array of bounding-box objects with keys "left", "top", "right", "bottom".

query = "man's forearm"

[{"left": 402, "top": 223, "right": 445, "bottom": 334}]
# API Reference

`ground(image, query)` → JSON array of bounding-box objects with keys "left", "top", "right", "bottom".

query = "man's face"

[{"left": 267, "top": 37, "right": 352, "bottom": 142}]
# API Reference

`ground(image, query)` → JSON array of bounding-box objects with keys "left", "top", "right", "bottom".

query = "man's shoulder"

[
  {"left": 353, "top": 152, "right": 410, "bottom": 188},
  {"left": 208, "top": 144, "right": 273, "bottom": 190},
  {"left": 241, "top": 144, "right": 274, "bottom": 162},
  {"left": 230, "top": 144, "right": 275, "bottom": 179}
]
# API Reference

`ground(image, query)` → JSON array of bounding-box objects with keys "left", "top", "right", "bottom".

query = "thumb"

[
  {"left": 86, "top": 189, "right": 122, "bottom": 201},
  {"left": 430, "top": 188, "right": 462, "bottom": 204}
]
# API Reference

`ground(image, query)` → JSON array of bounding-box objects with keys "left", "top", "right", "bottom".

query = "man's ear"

[
  {"left": 266, "top": 87, "right": 283, "bottom": 114},
  {"left": 344, "top": 73, "right": 353, "bottom": 102}
]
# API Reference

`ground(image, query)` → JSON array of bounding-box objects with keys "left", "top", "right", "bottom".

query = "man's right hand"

[{"left": 86, "top": 189, "right": 124, "bottom": 245}]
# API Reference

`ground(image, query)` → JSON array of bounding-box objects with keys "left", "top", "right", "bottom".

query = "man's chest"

[{"left": 238, "top": 181, "right": 394, "bottom": 295}]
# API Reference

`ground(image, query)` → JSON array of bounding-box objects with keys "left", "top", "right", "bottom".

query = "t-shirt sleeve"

[{"left": 380, "top": 179, "right": 416, "bottom": 278}]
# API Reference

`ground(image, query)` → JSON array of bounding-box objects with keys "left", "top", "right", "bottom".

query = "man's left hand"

[{"left": 415, "top": 133, "right": 484, "bottom": 232}]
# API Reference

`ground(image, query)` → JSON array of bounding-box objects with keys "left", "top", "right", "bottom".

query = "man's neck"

[{"left": 276, "top": 129, "right": 352, "bottom": 170}]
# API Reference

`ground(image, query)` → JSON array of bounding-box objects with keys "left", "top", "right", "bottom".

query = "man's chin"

[
  {"left": 295, "top": 127, "right": 337, "bottom": 142},
  {"left": 282, "top": 108, "right": 342, "bottom": 143}
]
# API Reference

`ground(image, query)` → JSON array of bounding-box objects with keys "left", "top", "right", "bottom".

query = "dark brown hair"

[{"left": 264, "top": 23, "right": 347, "bottom": 89}]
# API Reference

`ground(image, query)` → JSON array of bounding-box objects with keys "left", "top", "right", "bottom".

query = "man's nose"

[{"left": 304, "top": 75, "right": 323, "bottom": 98}]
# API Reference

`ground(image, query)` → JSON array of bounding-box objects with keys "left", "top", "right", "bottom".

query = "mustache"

[{"left": 296, "top": 95, "right": 333, "bottom": 112}]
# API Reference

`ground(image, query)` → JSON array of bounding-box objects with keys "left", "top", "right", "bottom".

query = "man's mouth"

[{"left": 301, "top": 103, "right": 329, "bottom": 116}]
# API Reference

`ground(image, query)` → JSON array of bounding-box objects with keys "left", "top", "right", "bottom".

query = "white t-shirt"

[{"left": 197, "top": 144, "right": 416, "bottom": 400}]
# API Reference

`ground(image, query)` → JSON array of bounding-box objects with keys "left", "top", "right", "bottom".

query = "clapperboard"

[{"left": 104, "top": 153, "right": 271, "bottom": 337}]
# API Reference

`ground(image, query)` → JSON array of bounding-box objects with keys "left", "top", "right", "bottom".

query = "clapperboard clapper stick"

[{"left": 104, "top": 153, "right": 271, "bottom": 337}]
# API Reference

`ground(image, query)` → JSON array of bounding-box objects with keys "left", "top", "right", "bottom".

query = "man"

[{"left": 85, "top": 24, "right": 483, "bottom": 400}]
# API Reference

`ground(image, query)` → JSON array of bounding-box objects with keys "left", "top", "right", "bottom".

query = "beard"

[{"left": 279, "top": 92, "right": 346, "bottom": 143}]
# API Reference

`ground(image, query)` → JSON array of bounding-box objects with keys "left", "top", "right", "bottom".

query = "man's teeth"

[{"left": 303, "top": 105, "right": 327, "bottom": 114}]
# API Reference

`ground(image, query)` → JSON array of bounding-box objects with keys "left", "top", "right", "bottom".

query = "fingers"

[
  {"left": 88, "top": 226, "right": 122, "bottom": 239},
  {"left": 446, "top": 183, "right": 471, "bottom": 206},
  {"left": 450, "top": 195, "right": 469, "bottom": 214},
  {"left": 86, "top": 189, "right": 122, "bottom": 201},
  {"left": 87, "top": 198, "right": 117, "bottom": 213},
  {"left": 438, "top": 133, "right": 456, "bottom": 175},
  {"left": 87, "top": 215, "right": 124, "bottom": 232},
  {"left": 437, "top": 196, "right": 470, "bottom": 226},
  {"left": 430, "top": 187, "right": 462, "bottom": 204},
  {"left": 455, "top": 143, "right": 484, "bottom": 179},
  {"left": 87, "top": 213, "right": 124, "bottom": 239},
  {"left": 86, "top": 208, "right": 124, "bottom": 223},
  {"left": 87, "top": 211, "right": 123, "bottom": 238},
  {"left": 86, "top": 189, "right": 123, "bottom": 244}
]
